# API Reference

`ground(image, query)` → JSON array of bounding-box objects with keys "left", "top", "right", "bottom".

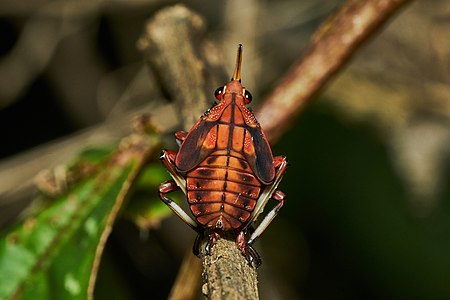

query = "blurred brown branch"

[
  {"left": 168, "top": 251, "right": 202, "bottom": 300},
  {"left": 0, "top": 1, "right": 101, "bottom": 109},
  {"left": 137, "top": 4, "right": 208, "bottom": 130},
  {"left": 258, "top": 0, "right": 412, "bottom": 142}
]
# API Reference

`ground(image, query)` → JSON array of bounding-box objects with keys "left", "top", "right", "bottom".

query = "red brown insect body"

[
  {"left": 159, "top": 45, "right": 288, "bottom": 266},
  {"left": 183, "top": 78, "right": 272, "bottom": 230}
]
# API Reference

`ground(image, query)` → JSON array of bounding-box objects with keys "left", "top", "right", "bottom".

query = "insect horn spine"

[{"left": 232, "top": 44, "right": 243, "bottom": 82}]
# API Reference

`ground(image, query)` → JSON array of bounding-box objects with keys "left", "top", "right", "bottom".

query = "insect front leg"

[
  {"left": 175, "top": 131, "right": 188, "bottom": 147},
  {"left": 159, "top": 150, "right": 198, "bottom": 231}
]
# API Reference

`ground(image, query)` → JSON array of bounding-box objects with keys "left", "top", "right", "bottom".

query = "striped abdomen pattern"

[{"left": 186, "top": 104, "right": 262, "bottom": 230}]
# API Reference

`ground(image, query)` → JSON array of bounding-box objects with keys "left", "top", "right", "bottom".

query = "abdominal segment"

[
  {"left": 186, "top": 149, "right": 262, "bottom": 230},
  {"left": 185, "top": 103, "right": 266, "bottom": 230}
]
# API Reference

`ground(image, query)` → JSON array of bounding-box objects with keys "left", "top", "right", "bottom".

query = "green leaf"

[
  {"left": 124, "top": 163, "right": 170, "bottom": 228},
  {"left": 0, "top": 134, "right": 159, "bottom": 300},
  {"left": 124, "top": 163, "right": 185, "bottom": 230}
]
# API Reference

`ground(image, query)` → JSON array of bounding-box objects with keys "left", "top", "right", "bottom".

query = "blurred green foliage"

[{"left": 0, "top": 135, "right": 163, "bottom": 300}]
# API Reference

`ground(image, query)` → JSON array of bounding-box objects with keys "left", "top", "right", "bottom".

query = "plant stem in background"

[{"left": 258, "top": 0, "right": 412, "bottom": 143}]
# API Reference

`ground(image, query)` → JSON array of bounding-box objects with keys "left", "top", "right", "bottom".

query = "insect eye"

[
  {"left": 244, "top": 90, "right": 253, "bottom": 104},
  {"left": 214, "top": 87, "right": 224, "bottom": 100}
]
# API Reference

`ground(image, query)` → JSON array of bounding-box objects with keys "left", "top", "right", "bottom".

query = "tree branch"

[
  {"left": 137, "top": 4, "right": 224, "bottom": 130},
  {"left": 257, "top": 0, "right": 412, "bottom": 142},
  {"left": 200, "top": 231, "right": 259, "bottom": 299}
]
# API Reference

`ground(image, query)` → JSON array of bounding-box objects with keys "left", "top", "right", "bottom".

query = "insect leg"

[
  {"left": 245, "top": 156, "right": 288, "bottom": 228},
  {"left": 175, "top": 131, "right": 188, "bottom": 146},
  {"left": 248, "top": 189, "right": 286, "bottom": 245},
  {"left": 159, "top": 179, "right": 199, "bottom": 231},
  {"left": 234, "top": 156, "right": 287, "bottom": 266},
  {"left": 193, "top": 229, "right": 221, "bottom": 258},
  {"left": 160, "top": 149, "right": 186, "bottom": 194},
  {"left": 192, "top": 230, "right": 204, "bottom": 257},
  {"left": 159, "top": 149, "right": 197, "bottom": 230},
  {"left": 204, "top": 230, "right": 220, "bottom": 254},
  {"left": 236, "top": 230, "right": 262, "bottom": 268}
]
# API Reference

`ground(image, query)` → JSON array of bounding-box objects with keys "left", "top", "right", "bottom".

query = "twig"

[
  {"left": 200, "top": 232, "right": 259, "bottom": 299},
  {"left": 168, "top": 251, "right": 203, "bottom": 300},
  {"left": 137, "top": 5, "right": 208, "bottom": 130},
  {"left": 257, "top": 0, "right": 412, "bottom": 142}
]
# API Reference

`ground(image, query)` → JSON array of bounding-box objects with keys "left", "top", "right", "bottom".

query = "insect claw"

[
  {"left": 205, "top": 241, "right": 212, "bottom": 255},
  {"left": 193, "top": 232, "right": 204, "bottom": 258},
  {"left": 203, "top": 230, "right": 220, "bottom": 256},
  {"left": 246, "top": 245, "right": 262, "bottom": 268},
  {"left": 240, "top": 243, "right": 262, "bottom": 268}
]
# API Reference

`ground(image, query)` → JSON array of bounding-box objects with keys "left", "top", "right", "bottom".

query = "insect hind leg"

[
  {"left": 244, "top": 156, "right": 288, "bottom": 246},
  {"left": 193, "top": 230, "right": 204, "bottom": 257},
  {"left": 248, "top": 189, "right": 285, "bottom": 245},
  {"left": 193, "top": 229, "right": 221, "bottom": 258},
  {"left": 236, "top": 230, "right": 262, "bottom": 267}
]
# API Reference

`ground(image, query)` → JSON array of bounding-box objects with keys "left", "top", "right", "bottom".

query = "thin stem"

[
  {"left": 257, "top": 0, "right": 412, "bottom": 142},
  {"left": 168, "top": 251, "right": 202, "bottom": 300}
]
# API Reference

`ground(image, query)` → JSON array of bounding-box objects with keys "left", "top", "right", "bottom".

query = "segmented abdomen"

[{"left": 186, "top": 123, "right": 262, "bottom": 230}]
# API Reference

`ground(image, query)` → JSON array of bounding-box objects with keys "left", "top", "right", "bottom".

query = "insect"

[{"left": 158, "top": 44, "right": 288, "bottom": 266}]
